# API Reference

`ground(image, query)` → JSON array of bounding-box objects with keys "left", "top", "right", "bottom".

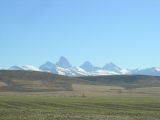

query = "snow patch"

[{"left": 155, "top": 67, "right": 160, "bottom": 72}]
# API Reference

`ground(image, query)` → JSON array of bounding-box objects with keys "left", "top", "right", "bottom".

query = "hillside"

[
  {"left": 1, "top": 70, "right": 160, "bottom": 93},
  {"left": 0, "top": 70, "right": 89, "bottom": 92},
  {"left": 79, "top": 75, "right": 160, "bottom": 88}
]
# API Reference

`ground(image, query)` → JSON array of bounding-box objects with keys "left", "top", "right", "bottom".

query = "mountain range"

[{"left": 2, "top": 56, "right": 160, "bottom": 76}]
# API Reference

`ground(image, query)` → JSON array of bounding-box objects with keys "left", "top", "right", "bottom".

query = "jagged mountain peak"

[
  {"left": 81, "top": 61, "right": 93, "bottom": 66},
  {"left": 39, "top": 61, "right": 55, "bottom": 68},
  {"left": 103, "top": 62, "right": 121, "bottom": 73},
  {"left": 80, "top": 61, "right": 99, "bottom": 72},
  {"left": 45, "top": 61, "right": 54, "bottom": 65},
  {"left": 4, "top": 57, "right": 160, "bottom": 76},
  {"left": 39, "top": 61, "right": 56, "bottom": 73},
  {"left": 103, "top": 62, "right": 120, "bottom": 68},
  {"left": 105, "top": 62, "right": 116, "bottom": 66},
  {"left": 56, "top": 56, "right": 72, "bottom": 68}
]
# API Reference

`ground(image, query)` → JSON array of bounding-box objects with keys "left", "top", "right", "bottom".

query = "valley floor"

[
  {"left": 1, "top": 84, "right": 160, "bottom": 97},
  {"left": 0, "top": 95, "right": 160, "bottom": 120}
]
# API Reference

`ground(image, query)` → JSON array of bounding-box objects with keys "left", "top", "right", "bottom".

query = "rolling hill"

[
  {"left": 0, "top": 70, "right": 89, "bottom": 92},
  {"left": 79, "top": 75, "right": 160, "bottom": 88},
  {"left": 1, "top": 70, "right": 160, "bottom": 93}
]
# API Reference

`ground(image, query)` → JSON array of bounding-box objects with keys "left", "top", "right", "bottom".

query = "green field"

[{"left": 0, "top": 96, "right": 160, "bottom": 120}]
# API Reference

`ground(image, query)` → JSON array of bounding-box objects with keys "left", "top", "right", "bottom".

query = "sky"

[{"left": 0, "top": 0, "right": 160, "bottom": 69}]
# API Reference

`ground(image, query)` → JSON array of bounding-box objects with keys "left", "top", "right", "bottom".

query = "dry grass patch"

[{"left": 0, "top": 82, "right": 8, "bottom": 87}]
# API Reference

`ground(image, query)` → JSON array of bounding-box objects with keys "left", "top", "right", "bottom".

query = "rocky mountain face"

[
  {"left": 80, "top": 61, "right": 100, "bottom": 72},
  {"left": 103, "top": 63, "right": 121, "bottom": 73}
]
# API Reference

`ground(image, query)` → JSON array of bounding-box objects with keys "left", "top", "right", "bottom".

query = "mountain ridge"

[{"left": 2, "top": 56, "right": 160, "bottom": 76}]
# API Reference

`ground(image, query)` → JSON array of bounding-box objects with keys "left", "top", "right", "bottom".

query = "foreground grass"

[{"left": 0, "top": 96, "right": 160, "bottom": 120}]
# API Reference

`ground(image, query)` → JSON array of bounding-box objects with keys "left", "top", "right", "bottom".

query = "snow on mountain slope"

[
  {"left": 39, "top": 61, "right": 56, "bottom": 73},
  {"left": 120, "top": 69, "right": 130, "bottom": 74},
  {"left": 56, "top": 67, "right": 90, "bottom": 76},
  {"left": 56, "top": 67, "right": 71, "bottom": 76},
  {"left": 9, "top": 66, "right": 24, "bottom": 70},
  {"left": 156, "top": 67, "right": 160, "bottom": 72},
  {"left": 9, "top": 65, "right": 41, "bottom": 71},
  {"left": 69, "top": 67, "right": 90, "bottom": 76},
  {"left": 39, "top": 58, "right": 118, "bottom": 76},
  {"left": 4, "top": 56, "right": 160, "bottom": 76},
  {"left": 131, "top": 67, "right": 160, "bottom": 76},
  {"left": 22, "top": 65, "right": 42, "bottom": 71},
  {"left": 91, "top": 70, "right": 118, "bottom": 76}
]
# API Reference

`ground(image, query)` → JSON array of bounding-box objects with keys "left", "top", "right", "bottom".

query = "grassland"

[
  {"left": 1, "top": 70, "right": 160, "bottom": 94},
  {"left": 0, "top": 96, "right": 160, "bottom": 120},
  {"left": 0, "top": 70, "right": 90, "bottom": 92},
  {"left": 1, "top": 70, "right": 160, "bottom": 120}
]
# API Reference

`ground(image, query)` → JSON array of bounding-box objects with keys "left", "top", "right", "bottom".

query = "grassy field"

[
  {"left": 1, "top": 71, "right": 160, "bottom": 120},
  {"left": 0, "top": 96, "right": 160, "bottom": 120}
]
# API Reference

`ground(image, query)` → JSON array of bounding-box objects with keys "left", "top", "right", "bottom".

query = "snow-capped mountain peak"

[{"left": 4, "top": 57, "right": 160, "bottom": 76}]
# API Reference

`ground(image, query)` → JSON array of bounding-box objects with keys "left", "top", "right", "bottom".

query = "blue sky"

[{"left": 0, "top": 0, "right": 160, "bottom": 69}]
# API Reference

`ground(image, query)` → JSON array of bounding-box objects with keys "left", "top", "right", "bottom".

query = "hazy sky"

[{"left": 1, "top": 0, "right": 160, "bottom": 69}]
